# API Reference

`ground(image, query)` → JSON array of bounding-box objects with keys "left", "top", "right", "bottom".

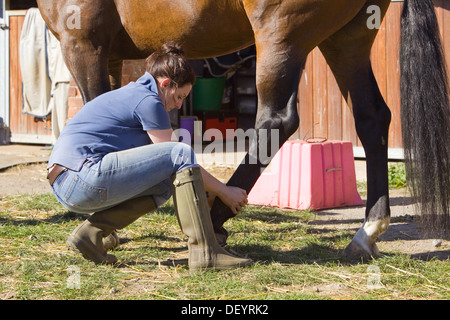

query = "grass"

[
  {"left": 0, "top": 193, "right": 449, "bottom": 300},
  {"left": 357, "top": 162, "right": 408, "bottom": 194},
  {"left": 388, "top": 162, "right": 407, "bottom": 189}
]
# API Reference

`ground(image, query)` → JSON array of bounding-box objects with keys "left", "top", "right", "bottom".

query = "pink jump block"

[{"left": 248, "top": 140, "right": 363, "bottom": 211}]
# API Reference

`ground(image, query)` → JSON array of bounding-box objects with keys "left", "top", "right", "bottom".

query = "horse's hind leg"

[{"left": 319, "top": 0, "right": 391, "bottom": 259}]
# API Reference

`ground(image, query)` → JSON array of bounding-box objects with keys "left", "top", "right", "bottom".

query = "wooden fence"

[{"left": 292, "top": 0, "right": 449, "bottom": 158}]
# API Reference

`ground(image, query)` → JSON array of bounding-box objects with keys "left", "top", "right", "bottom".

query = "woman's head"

[
  {"left": 146, "top": 42, "right": 196, "bottom": 88},
  {"left": 146, "top": 42, "right": 196, "bottom": 111}
]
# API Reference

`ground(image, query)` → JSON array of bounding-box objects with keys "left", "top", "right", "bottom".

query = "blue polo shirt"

[{"left": 48, "top": 72, "right": 171, "bottom": 171}]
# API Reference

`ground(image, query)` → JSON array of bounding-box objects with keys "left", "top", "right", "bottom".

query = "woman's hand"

[
  {"left": 218, "top": 186, "right": 248, "bottom": 215},
  {"left": 199, "top": 166, "right": 248, "bottom": 215}
]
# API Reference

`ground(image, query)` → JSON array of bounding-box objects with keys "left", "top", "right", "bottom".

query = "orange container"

[
  {"left": 248, "top": 140, "right": 363, "bottom": 210},
  {"left": 204, "top": 117, "right": 237, "bottom": 141}
]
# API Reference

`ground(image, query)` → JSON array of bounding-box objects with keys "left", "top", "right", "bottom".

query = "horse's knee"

[
  {"left": 254, "top": 113, "right": 298, "bottom": 162},
  {"left": 256, "top": 92, "right": 300, "bottom": 142},
  {"left": 255, "top": 54, "right": 303, "bottom": 141},
  {"left": 283, "top": 110, "right": 300, "bottom": 139}
]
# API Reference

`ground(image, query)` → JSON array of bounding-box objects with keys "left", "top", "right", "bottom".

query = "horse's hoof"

[
  {"left": 343, "top": 239, "right": 380, "bottom": 261},
  {"left": 214, "top": 226, "right": 229, "bottom": 247}
]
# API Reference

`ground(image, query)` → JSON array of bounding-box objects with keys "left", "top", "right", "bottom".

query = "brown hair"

[{"left": 145, "top": 42, "right": 196, "bottom": 88}]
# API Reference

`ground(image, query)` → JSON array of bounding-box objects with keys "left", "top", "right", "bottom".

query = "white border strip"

[{"left": 353, "top": 147, "right": 404, "bottom": 160}]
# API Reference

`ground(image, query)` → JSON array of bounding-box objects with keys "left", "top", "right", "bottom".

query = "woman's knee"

[{"left": 169, "top": 142, "right": 197, "bottom": 170}]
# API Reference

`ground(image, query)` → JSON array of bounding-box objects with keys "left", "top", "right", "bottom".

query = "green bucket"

[{"left": 193, "top": 77, "right": 226, "bottom": 111}]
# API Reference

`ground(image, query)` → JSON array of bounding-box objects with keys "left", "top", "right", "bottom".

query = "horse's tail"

[{"left": 400, "top": 0, "right": 450, "bottom": 237}]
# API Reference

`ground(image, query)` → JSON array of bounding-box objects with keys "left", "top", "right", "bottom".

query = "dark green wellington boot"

[
  {"left": 171, "top": 166, "right": 252, "bottom": 271},
  {"left": 67, "top": 196, "right": 157, "bottom": 264},
  {"left": 102, "top": 231, "right": 120, "bottom": 251}
]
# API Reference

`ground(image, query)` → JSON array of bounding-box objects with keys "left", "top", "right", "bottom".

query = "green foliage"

[{"left": 388, "top": 163, "right": 407, "bottom": 189}]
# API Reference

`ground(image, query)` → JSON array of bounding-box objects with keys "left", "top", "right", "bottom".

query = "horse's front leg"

[
  {"left": 61, "top": 37, "right": 111, "bottom": 103},
  {"left": 210, "top": 46, "right": 304, "bottom": 245},
  {"left": 48, "top": 0, "right": 122, "bottom": 102}
]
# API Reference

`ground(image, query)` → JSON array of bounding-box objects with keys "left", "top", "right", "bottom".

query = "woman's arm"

[
  {"left": 147, "top": 129, "right": 176, "bottom": 144},
  {"left": 147, "top": 129, "right": 247, "bottom": 214},
  {"left": 199, "top": 166, "right": 248, "bottom": 215}
]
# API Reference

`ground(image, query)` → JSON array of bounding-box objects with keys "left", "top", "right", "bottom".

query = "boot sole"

[{"left": 189, "top": 258, "right": 253, "bottom": 272}]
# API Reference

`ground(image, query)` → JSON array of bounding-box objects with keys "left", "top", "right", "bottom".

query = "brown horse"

[{"left": 37, "top": 0, "right": 450, "bottom": 259}]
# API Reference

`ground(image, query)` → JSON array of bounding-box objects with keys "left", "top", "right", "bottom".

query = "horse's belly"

[{"left": 114, "top": 0, "right": 254, "bottom": 58}]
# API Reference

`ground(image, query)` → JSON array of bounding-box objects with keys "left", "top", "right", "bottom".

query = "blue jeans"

[{"left": 51, "top": 142, "right": 197, "bottom": 214}]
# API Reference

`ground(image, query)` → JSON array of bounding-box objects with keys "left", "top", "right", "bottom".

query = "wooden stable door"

[{"left": 9, "top": 12, "right": 52, "bottom": 144}]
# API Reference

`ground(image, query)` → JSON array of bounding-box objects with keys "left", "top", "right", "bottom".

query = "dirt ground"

[
  {"left": 0, "top": 163, "right": 51, "bottom": 198},
  {"left": 0, "top": 161, "right": 448, "bottom": 260}
]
